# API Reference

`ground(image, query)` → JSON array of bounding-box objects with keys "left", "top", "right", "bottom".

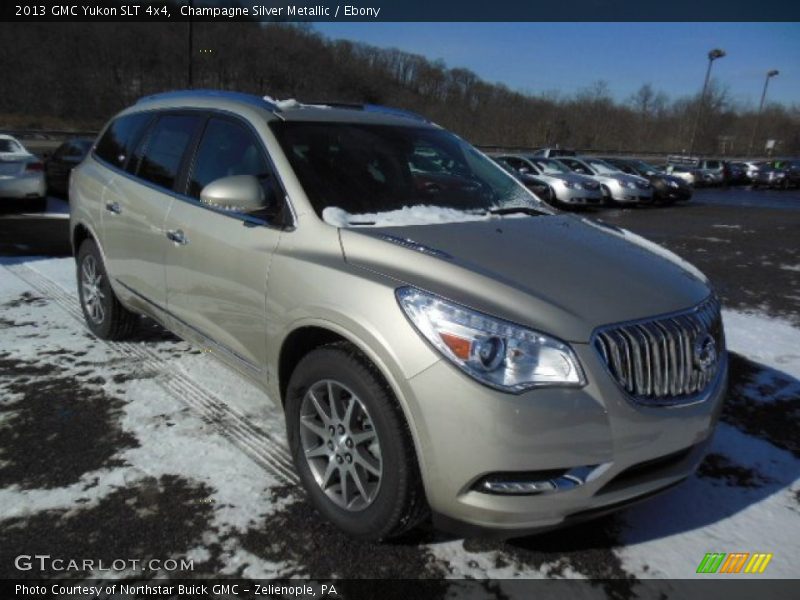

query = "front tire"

[
  {"left": 77, "top": 239, "right": 139, "bottom": 340},
  {"left": 285, "top": 343, "right": 427, "bottom": 540}
]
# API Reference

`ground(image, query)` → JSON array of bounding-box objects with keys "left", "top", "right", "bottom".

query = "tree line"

[{"left": 1, "top": 21, "right": 797, "bottom": 156}]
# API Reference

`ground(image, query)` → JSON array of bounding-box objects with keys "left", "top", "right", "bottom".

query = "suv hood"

[{"left": 339, "top": 214, "right": 710, "bottom": 342}]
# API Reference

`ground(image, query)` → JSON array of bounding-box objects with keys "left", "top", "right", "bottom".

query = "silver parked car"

[
  {"left": 493, "top": 154, "right": 603, "bottom": 207},
  {"left": 70, "top": 91, "right": 727, "bottom": 540},
  {"left": 0, "top": 134, "right": 47, "bottom": 211},
  {"left": 556, "top": 157, "right": 653, "bottom": 205}
]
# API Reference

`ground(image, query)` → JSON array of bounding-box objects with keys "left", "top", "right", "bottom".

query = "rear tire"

[
  {"left": 77, "top": 239, "right": 139, "bottom": 340},
  {"left": 285, "top": 342, "right": 428, "bottom": 540}
]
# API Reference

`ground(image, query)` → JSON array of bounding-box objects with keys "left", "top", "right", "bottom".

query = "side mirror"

[{"left": 200, "top": 175, "right": 267, "bottom": 213}]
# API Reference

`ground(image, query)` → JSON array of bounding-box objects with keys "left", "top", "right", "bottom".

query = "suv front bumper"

[{"left": 402, "top": 343, "right": 727, "bottom": 534}]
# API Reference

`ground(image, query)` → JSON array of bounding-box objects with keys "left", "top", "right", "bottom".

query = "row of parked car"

[
  {"left": 661, "top": 156, "right": 800, "bottom": 189},
  {"left": 489, "top": 147, "right": 799, "bottom": 209},
  {"left": 491, "top": 152, "right": 692, "bottom": 208}
]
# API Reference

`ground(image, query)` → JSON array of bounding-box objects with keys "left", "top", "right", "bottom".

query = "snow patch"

[
  {"left": 322, "top": 205, "right": 493, "bottom": 227},
  {"left": 722, "top": 309, "right": 800, "bottom": 380}
]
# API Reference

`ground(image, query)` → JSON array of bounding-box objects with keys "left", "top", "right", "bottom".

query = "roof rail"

[
  {"left": 135, "top": 91, "right": 429, "bottom": 123},
  {"left": 136, "top": 89, "right": 278, "bottom": 111},
  {"left": 363, "top": 104, "right": 429, "bottom": 123}
]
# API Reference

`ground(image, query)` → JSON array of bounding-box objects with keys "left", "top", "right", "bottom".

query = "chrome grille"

[{"left": 593, "top": 296, "right": 724, "bottom": 406}]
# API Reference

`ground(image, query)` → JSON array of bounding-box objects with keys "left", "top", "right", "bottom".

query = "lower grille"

[{"left": 593, "top": 296, "right": 724, "bottom": 406}]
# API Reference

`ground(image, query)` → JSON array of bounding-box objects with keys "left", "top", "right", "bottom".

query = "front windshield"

[
  {"left": 270, "top": 121, "right": 543, "bottom": 225},
  {"left": 585, "top": 158, "right": 622, "bottom": 175},
  {"left": 631, "top": 160, "right": 662, "bottom": 174},
  {"left": 530, "top": 158, "right": 570, "bottom": 175}
]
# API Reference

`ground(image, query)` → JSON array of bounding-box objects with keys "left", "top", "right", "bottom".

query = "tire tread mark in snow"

[{"left": 2, "top": 263, "right": 299, "bottom": 485}]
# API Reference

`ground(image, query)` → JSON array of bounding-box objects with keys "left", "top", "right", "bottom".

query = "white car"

[
  {"left": 0, "top": 134, "right": 47, "bottom": 211},
  {"left": 557, "top": 157, "right": 653, "bottom": 205},
  {"left": 664, "top": 165, "right": 697, "bottom": 186}
]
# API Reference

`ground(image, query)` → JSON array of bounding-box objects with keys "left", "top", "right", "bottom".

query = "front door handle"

[
  {"left": 166, "top": 229, "right": 188, "bottom": 246},
  {"left": 105, "top": 201, "right": 121, "bottom": 215}
]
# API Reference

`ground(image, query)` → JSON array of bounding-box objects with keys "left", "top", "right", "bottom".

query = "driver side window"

[{"left": 187, "top": 117, "right": 278, "bottom": 219}]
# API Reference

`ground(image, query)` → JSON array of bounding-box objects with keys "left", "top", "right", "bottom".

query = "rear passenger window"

[
  {"left": 94, "top": 113, "right": 151, "bottom": 168},
  {"left": 134, "top": 115, "right": 202, "bottom": 191},
  {"left": 187, "top": 118, "right": 270, "bottom": 200}
]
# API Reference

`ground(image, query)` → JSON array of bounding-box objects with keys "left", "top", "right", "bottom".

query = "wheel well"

[
  {"left": 72, "top": 223, "right": 92, "bottom": 257},
  {"left": 278, "top": 326, "right": 347, "bottom": 406}
]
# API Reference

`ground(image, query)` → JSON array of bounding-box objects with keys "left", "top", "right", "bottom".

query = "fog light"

[{"left": 474, "top": 465, "right": 599, "bottom": 495}]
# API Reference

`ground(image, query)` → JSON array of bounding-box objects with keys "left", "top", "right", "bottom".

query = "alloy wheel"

[
  {"left": 299, "top": 379, "right": 383, "bottom": 511},
  {"left": 81, "top": 255, "right": 106, "bottom": 324}
]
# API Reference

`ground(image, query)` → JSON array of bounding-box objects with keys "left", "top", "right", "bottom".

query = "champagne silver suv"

[{"left": 70, "top": 90, "right": 727, "bottom": 540}]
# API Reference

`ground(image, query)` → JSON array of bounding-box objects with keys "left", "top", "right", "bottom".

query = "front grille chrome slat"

[{"left": 593, "top": 297, "right": 724, "bottom": 407}]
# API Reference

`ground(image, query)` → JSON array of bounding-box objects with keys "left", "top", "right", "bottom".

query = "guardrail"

[
  {"left": 476, "top": 145, "right": 777, "bottom": 162},
  {"left": 0, "top": 128, "right": 98, "bottom": 140}
]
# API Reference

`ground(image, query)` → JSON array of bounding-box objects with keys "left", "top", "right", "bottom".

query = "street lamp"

[
  {"left": 687, "top": 48, "right": 726, "bottom": 157},
  {"left": 747, "top": 69, "right": 779, "bottom": 156},
  {"left": 187, "top": 0, "right": 194, "bottom": 88}
]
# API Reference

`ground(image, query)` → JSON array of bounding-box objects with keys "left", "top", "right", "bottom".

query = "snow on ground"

[
  {"left": 723, "top": 309, "right": 800, "bottom": 380},
  {"left": 0, "top": 256, "right": 799, "bottom": 587}
]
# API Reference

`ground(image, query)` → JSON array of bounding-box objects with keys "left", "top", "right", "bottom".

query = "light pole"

[
  {"left": 187, "top": 0, "right": 194, "bottom": 88},
  {"left": 747, "top": 69, "right": 779, "bottom": 156},
  {"left": 687, "top": 48, "right": 726, "bottom": 157}
]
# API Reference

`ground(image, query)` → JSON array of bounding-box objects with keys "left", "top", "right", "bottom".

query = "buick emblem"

[{"left": 693, "top": 333, "right": 717, "bottom": 373}]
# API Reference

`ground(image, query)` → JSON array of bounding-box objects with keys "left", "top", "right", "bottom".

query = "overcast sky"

[{"left": 313, "top": 22, "right": 800, "bottom": 108}]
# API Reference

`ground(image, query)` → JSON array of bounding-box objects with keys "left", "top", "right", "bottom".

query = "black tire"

[
  {"left": 600, "top": 185, "right": 613, "bottom": 206},
  {"left": 77, "top": 239, "right": 139, "bottom": 340},
  {"left": 285, "top": 342, "right": 428, "bottom": 540},
  {"left": 543, "top": 186, "right": 556, "bottom": 205}
]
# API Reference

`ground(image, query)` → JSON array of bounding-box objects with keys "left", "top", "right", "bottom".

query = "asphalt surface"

[{"left": 596, "top": 187, "right": 800, "bottom": 325}]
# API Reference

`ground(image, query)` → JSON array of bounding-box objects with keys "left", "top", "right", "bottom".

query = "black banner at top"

[{"left": 3, "top": 0, "right": 800, "bottom": 22}]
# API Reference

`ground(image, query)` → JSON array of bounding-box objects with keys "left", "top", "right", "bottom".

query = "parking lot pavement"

[
  {"left": 1, "top": 188, "right": 799, "bottom": 587},
  {"left": 597, "top": 188, "right": 800, "bottom": 325}
]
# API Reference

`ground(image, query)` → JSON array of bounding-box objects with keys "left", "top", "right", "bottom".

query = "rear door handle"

[
  {"left": 166, "top": 229, "right": 188, "bottom": 246},
  {"left": 105, "top": 201, "right": 121, "bottom": 215}
]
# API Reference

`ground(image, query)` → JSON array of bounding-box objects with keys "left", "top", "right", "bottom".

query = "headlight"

[
  {"left": 563, "top": 181, "right": 582, "bottom": 189},
  {"left": 396, "top": 287, "right": 585, "bottom": 392}
]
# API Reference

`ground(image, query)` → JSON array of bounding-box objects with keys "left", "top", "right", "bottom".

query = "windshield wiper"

[{"left": 488, "top": 206, "right": 548, "bottom": 217}]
